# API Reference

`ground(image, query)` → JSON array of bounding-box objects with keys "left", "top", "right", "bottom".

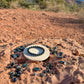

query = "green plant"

[
  {"left": 56, "top": 0, "right": 65, "bottom": 4},
  {"left": 69, "top": 4, "right": 80, "bottom": 12},
  {"left": 10, "top": 1, "right": 19, "bottom": 8},
  {"left": 0, "top": 0, "right": 9, "bottom": 8},
  {"left": 78, "top": 8, "right": 84, "bottom": 22},
  {"left": 39, "top": 1, "right": 47, "bottom": 9}
]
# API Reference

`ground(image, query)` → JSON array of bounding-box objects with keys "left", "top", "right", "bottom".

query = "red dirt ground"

[
  {"left": 0, "top": 8, "right": 84, "bottom": 84},
  {"left": 0, "top": 8, "right": 84, "bottom": 46}
]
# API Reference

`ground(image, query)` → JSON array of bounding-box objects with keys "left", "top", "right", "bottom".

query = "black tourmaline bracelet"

[{"left": 27, "top": 46, "right": 45, "bottom": 56}]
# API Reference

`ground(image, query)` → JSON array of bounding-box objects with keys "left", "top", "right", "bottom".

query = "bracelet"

[{"left": 27, "top": 46, "right": 45, "bottom": 56}]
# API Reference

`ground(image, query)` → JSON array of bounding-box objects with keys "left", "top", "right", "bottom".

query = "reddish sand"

[
  {"left": 0, "top": 8, "right": 84, "bottom": 84},
  {"left": 0, "top": 8, "right": 84, "bottom": 46}
]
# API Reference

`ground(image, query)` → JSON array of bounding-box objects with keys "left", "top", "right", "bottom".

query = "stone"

[
  {"left": 16, "top": 54, "right": 19, "bottom": 57},
  {"left": 10, "top": 75, "right": 14, "bottom": 78},
  {"left": 16, "top": 66, "right": 23, "bottom": 72},
  {"left": 22, "top": 64, "right": 28, "bottom": 68},
  {"left": 43, "top": 63, "right": 46, "bottom": 67},
  {"left": 47, "top": 63, "right": 52, "bottom": 69},
  {"left": 64, "top": 62, "right": 67, "bottom": 65},
  {"left": 59, "top": 52, "right": 63, "bottom": 56},
  {"left": 14, "top": 64, "right": 18, "bottom": 68},
  {"left": 11, "top": 62, "right": 14, "bottom": 66},
  {"left": 49, "top": 64, "right": 52, "bottom": 69},
  {"left": 16, "top": 73, "right": 21, "bottom": 77},
  {"left": 15, "top": 46, "right": 24, "bottom": 52},
  {"left": 43, "top": 70, "right": 47, "bottom": 73},
  {"left": 57, "top": 54, "right": 60, "bottom": 58},
  {"left": 12, "top": 78, "right": 17, "bottom": 82},
  {"left": 16, "top": 65, "right": 22, "bottom": 70},
  {"left": 7, "top": 65, "right": 12, "bottom": 69},
  {"left": 46, "top": 68, "right": 51, "bottom": 73},
  {"left": 63, "top": 54, "right": 67, "bottom": 58},
  {"left": 9, "top": 71, "right": 14, "bottom": 75},
  {"left": 54, "top": 51, "right": 58, "bottom": 55},
  {"left": 53, "top": 47, "right": 57, "bottom": 50},
  {"left": 40, "top": 73, "right": 44, "bottom": 77},
  {"left": 52, "top": 51, "right": 57, "bottom": 55},
  {"left": 14, "top": 72, "right": 18, "bottom": 76},
  {"left": 9, "top": 72, "right": 15, "bottom": 78},
  {"left": 11, "top": 54, "right": 17, "bottom": 59},
  {"left": 20, "top": 46, "right": 25, "bottom": 50},
  {"left": 14, "top": 46, "right": 24, "bottom": 52},
  {"left": 17, "top": 71, "right": 22, "bottom": 74},
  {"left": 46, "top": 45, "right": 50, "bottom": 48},
  {"left": 34, "top": 73, "right": 38, "bottom": 76},
  {"left": 18, "top": 49, "right": 22, "bottom": 52},
  {"left": 33, "top": 67, "right": 41, "bottom": 71},
  {"left": 51, "top": 71, "right": 55, "bottom": 74},
  {"left": 14, "top": 50, "right": 18, "bottom": 53},
  {"left": 59, "top": 61, "right": 64, "bottom": 64}
]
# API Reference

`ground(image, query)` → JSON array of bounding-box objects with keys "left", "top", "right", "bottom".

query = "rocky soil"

[{"left": 0, "top": 8, "right": 84, "bottom": 84}]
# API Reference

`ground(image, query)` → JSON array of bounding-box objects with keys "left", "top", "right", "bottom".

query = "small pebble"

[
  {"left": 46, "top": 45, "right": 50, "bottom": 48},
  {"left": 46, "top": 68, "right": 51, "bottom": 73},
  {"left": 12, "top": 78, "right": 17, "bottom": 82},
  {"left": 16, "top": 54, "right": 19, "bottom": 57},
  {"left": 63, "top": 55, "right": 67, "bottom": 58},
  {"left": 14, "top": 64, "right": 18, "bottom": 68},
  {"left": 43, "top": 63, "right": 46, "bottom": 67},
  {"left": 16, "top": 73, "right": 21, "bottom": 77},
  {"left": 7, "top": 65, "right": 12, "bottom": 68},
  {"left": 53, "top": 47, "right": 57, "bottom": 50},
  {"left": 33, "top": 67, "right": 41, "bottom": 71},
  {"left": 18, "top": 49, "right": 22, "bottom": 52},
  {"left": 43, "top": 70, "right": 47, "bottom": 73},
  {"left": 22, "top": 64, "right": 28, "bottom": 68},
  {"left": 54, "top": 51, "right": 58, "bottom": 55},
  {"left": 9, "top": 71, "right": 14, "bottom": 75},
  {"left": 48, "top": 64, "right": 52, "bottom": 69},
  {"left": 17, "top": 71, "right": 22, "bottom": 74},
  {"left": 59, "top": 61, "right": 64, "bottom": 64},
  {"left": 14, "top": 50, "right": 18, "bottom": 53},
  {"left": 40, "top": 73, "right": 44, "bottom": 77},
  {"left": 16, "top": 65, "right": 22, "bottom": 70},
  {"left": 34, "top": 73, "right": 38, "bottom": 76},
  {"left": 20, "top": 46, "right": 24, "bottom": 50},
  {"left": 16, "top": 66, "right": 23, "bottom": 72},
  {"left": 52, "top": 71, "right": 55, "bottom": 74},
  {"left": 64, "top": 62, "right": 67, "bottom": 65},
  {"left": 11, "top": 62, "right": 14, "bottom": 66},
  {"left": 11, "top": 54, "right": 17, "bottom": 59},
  {"left": 52, "top": 50, "right": 57, "bottom": 55},
  {"left": 10, "top": 75, "right": 14, "bottom": 78},
  {"left": 59, "top": 52, "right": 63, "bottom": 56},
  {"left": 57, "top": 54, "right": 62, "bottom": 58}
]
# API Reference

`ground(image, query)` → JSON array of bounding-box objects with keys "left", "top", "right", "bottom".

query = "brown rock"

[{"left": 72, "top": 50, "right": 79, "bottom": 56}]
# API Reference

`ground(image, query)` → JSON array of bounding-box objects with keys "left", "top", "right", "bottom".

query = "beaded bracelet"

[{"left": 27, "top": 46, "right": 45, "bottom": 56}]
